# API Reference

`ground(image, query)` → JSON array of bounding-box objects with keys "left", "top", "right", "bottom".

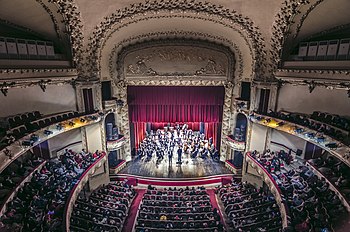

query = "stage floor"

[{"left": 119, "top": 155, "right": 231, "bottom": 178}]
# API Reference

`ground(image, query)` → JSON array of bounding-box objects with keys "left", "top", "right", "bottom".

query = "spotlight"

[
  {"left": 80, "top": 118, "right": 86, "bottom": 123},
  {"left": 44, "top": 130, "right": 53, "bottom": 135},
  {"left": 68, "top": 121, "right": 75, "bottom": 126},
  {"left": 56, "top": 123, "right": 63, "bottom": 130}
]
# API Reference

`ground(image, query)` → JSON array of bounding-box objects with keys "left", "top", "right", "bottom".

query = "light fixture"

[
  {"left": 44, "top": 130, "right": 53, "bottom": 135},
  {"left": 56, "top": 123, "right": 63, "bottom": 130}
]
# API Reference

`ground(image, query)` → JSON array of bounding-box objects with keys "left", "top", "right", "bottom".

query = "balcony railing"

[
  {"left": 245, "top": 153, "right": 290, "bottom": 229},
  {"left": 63, "top": 153, "right": 108, "bottom": 232},
  {"left": 225, "top": 135, "right": 246, "bottom": 151},
  {"left": 0, "top": 112, "right": 102, "bottom": 173},
  {"left": 106, "top": 136, "right": 126, "bottom": 151},
  {"left": 248, "top": 112, "right": 350, "bottom": 169}
]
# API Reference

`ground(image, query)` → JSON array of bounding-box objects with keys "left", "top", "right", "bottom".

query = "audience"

[
  {"left": 135, "top": 186, "right": 224, "bottom": 232},
  {"left": 70, "top": 182, "right": 135, "bottom": 232},
  {"left": 216, "top": 180, "right": 282, "bottom": 232},
  {"left": 250, "top": 150, "right": 347, "bottom": 232},
  {"left": 309, "top": 153, "right": 350, "bottom": 202},
  {"left": 0, "top": 149, "right": 104, "bottom": 232}
]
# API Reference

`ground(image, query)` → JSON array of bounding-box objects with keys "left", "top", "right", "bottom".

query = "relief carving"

[{"left": 123, "top": 45, "right": 229, "bottom": 77}]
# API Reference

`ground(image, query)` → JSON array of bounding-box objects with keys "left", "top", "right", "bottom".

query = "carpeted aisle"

[
  {"left": 206, "top": 189, "right": 226, "bottom": 227},
  {"left": 122, "top": 189, "right": 146, "bottom": 232}
]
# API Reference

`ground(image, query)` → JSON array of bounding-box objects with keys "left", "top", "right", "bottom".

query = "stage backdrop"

[{"left": 128, "top": 86, "right": 225, "bottom": 151}]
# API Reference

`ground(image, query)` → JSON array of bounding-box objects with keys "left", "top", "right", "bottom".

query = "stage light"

[
  {"left": 44, "top": 130, "right": 53, "bottom": 135},
  {"left": 69, "top": 121, "right": 75, "bottom": 126},
  {"left": 56, "top": 123, "right": 63, "bottom": 130},
  {"left": 80, "top": 118, "right": 86, "bottom": 123}
]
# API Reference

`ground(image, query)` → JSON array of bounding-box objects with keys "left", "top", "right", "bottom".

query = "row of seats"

[
  {"left": 311, "top": 111, "right": 350, "bottom": 132},
  {"left": 0, "top": 111, "right": 82, "bottom": 149},
  {"left": 7, "top": 111, "right": 41, "bottom": 129},
  {"left": 250, "top": 150, "right": 347, "bottom": 232},
  {"left": 135, "top": 186, "right": 224, "bottom": 232},
  {"left": 309, "top": 153, "right": 350, "bottom": 202},
  {"left": 265, "top": 111, "right": 349, "bottom": 146},
  {"left": 70, "top": 182, "right": 136, "bottom": 232},
  {"left": 0, "top": 149, "right": 104, "bottom": 232},
  {"left": 216, "top": 180, "right": 283, "bottom": 232}
]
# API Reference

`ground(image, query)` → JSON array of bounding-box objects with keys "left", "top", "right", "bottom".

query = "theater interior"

[{"left": 0, "top": 0, "right": 350, "bottom": 231}]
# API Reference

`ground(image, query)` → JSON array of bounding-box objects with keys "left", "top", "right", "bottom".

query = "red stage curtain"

[
  {"left": 128, "top": 86, "right": 224, "bottom": 123},
  {"left": 205, "top": 122, "right": 222, "bottom": 148},
  {"left": 128, "top": 86, "right": 225, "bottom": 150},
  {"left": 133, "top": 122, "right": 146, "bottom": 149}
]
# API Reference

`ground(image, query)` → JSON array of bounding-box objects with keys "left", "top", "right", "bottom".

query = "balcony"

[
  {"left": 0, "top": 112, "right": 102, "bottom": 173},
  {"left": 224, "top": 135, "right": 246, "bottom": 151},
  {"left": 248, "top": 112, "right": 350, "bottom": 169}
]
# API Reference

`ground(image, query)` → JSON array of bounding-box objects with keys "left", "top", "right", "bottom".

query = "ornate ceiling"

[{"left": 0, "top": 0, "right": 349, "bottom": 81}]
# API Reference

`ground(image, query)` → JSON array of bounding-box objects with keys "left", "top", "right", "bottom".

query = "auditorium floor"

[{"left": 119, "top": 155, "right": 231, "bottom": 178}]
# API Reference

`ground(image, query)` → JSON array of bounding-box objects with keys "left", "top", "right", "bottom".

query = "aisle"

[
  {"left": 206, "top": 189, "right": 227, "bottom": 229},
  {"left": 122, "top": 189, "right": 146, "bottom": 232}
]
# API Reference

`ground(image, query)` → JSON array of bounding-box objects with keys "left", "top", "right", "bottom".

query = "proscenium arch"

[
  {"left": 108, "top": 39, "right": 237, "bottom": 161},
  {"left": 86, "top": 0, "right": 267, "bottom": 81}
]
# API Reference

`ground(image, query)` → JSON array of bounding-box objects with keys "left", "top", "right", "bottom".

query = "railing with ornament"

[
  {"left": 245, "top": 152, "right": 290, "bottom": 229},
  {"left": 224, "top": 135, "right": 246, "bottom": 151},
  {"left": 248, "top": 112, "right": 350, "bottom": 169},
  {"left": 0, "top": 112, "right": 102, "bottom": 173},
  {"left": 63, "top": 152, "right": 108, "bottom": 232},
  {"left": 106, "top": 136, "right": 126, "bottom": 152}
]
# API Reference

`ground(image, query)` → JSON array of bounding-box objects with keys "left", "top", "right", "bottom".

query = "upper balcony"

[
  {"left": 0, "top": 112, "right": 102, "bottom": 173},
  {"left": 248, "top": 112, "right": 350, "bottom": 169}
]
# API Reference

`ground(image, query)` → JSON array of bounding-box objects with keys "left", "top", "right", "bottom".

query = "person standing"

[{"left": 177, "top": 145, "right": 182, "bottom": 164}]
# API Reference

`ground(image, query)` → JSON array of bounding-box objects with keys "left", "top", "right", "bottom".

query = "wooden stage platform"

[{"left": 118, "top": 155, "right": 232, "bottom": 179}]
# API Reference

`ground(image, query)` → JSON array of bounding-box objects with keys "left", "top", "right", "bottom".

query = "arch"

[
  {"left": 86, "top": 0, "right": 267, "bottom": 81},
  {"left": 271, "top": 0, "right": 350, "bottom": 66}
]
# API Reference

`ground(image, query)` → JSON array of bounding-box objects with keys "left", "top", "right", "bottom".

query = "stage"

[{"left": 118, "top": 155, "right": 231, "bottom": 178}]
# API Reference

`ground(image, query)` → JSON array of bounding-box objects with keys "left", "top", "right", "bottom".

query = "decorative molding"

[
  {"left": 275, "top": 68, "right": 350, "bottom": 89},
  {"left": 35, "top": 0, "right": 62, "bottom": 40},
  {"left": 88, "top": 0, "right": 267, "bottom": 80},
  {"left": 108, "top": 32, "right": 244, "bottom": 82},
  {"left": 270, "top": 0, "right": 312, "bottom": 72},
  {"left": 293, "top": 0, "right": 326, "bottom": 40},
  {"left": 48, "top": 0, "right": 84, "bottom": 70},
  {"left": 116, "top": 38, "right": 236, "bottom": 81}
]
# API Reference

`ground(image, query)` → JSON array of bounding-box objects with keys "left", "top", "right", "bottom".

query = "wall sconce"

[{"left": 116, "top": 99, "right": 124, "bottom": 107}]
